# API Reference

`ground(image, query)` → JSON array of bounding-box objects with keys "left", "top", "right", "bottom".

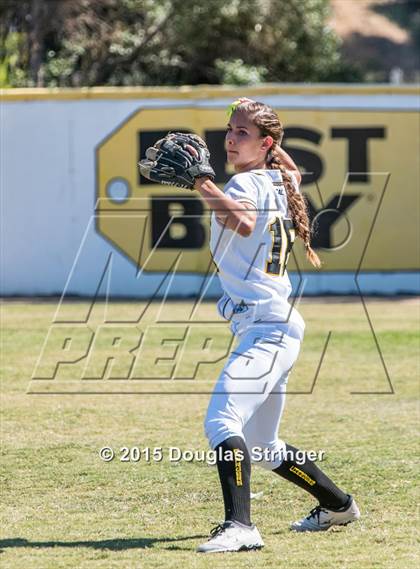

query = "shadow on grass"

[{"left": 0, "top": 535, "right": 207, "bottom": 552}]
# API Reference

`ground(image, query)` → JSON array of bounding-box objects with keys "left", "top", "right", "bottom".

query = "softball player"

[{"left": 193, "top": 99, "right": 360, "bottom": 553}]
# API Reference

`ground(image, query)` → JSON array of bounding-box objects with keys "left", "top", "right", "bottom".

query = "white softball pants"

[{"left": 204, "top": 324, "right": 302, "bottom": 470}]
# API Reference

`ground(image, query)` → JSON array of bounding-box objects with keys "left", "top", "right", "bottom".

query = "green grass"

[{"left": 1, "top": 298, "right": 419, "bottom": 568}]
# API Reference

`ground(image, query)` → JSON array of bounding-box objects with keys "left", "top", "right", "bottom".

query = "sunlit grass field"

[{"left": 1, "top": 298, "right": 419, "bottom": 568}]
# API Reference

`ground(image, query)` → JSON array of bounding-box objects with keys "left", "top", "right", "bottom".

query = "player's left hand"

[{"left": 138, "top": 132, "right": 215, "bottom": 190}]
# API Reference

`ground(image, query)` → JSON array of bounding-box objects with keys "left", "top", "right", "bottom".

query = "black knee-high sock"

[
  {"left": 273, "top": 443, "right": 349, "bottom": 510},
  {"left": 215, "top": 436, "right": 251, "bottom": 526}
]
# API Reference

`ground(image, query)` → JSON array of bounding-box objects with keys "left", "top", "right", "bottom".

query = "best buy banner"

[
  {"left": 2, "top": 86, "right": 419, "bottom": 296},
  {"left": 96, "top": 103, "right": 419, "bottom": 274}
]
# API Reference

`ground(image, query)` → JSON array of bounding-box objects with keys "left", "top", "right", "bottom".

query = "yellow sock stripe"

[
  {"left": 234, "top": 449, "right": 243, "bottom": 486},
  {"left": 289, "top": 465, "right": 316, "bottom": 486}
]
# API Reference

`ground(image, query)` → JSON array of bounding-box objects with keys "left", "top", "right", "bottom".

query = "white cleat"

[
  {"left": 290, "top": 496, "right": 361, "bottom": 532},
  {"left": 197, "top": 520, "right": 264, "bottom": 553}
]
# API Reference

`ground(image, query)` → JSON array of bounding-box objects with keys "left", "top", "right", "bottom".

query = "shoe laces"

[
  {"left": 307, "top": 505, "right": 328, "bottom": 522},
  {"left": 209, "top": 522, "right": 230, "bottom": 538}
]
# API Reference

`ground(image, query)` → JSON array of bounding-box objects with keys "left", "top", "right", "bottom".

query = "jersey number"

[{"left": 265, "top": 217, "right": 296, "bottom": 276}]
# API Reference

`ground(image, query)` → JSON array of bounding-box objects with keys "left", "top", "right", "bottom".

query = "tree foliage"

[{"left": 0, "top": 0, "right": 361, "bottom": 88}]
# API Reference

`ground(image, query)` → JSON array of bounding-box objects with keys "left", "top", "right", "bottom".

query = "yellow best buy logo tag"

[{"left": 95, "top": 106, "right": 419, "bottom": 272}]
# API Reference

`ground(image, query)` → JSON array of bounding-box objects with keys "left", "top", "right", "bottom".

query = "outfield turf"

[{"left": 1, "top": 298, "right": 419, "bottom": 568}]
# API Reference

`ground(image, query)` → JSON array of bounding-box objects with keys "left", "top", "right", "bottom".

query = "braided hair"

[{"left": 231, "top": 100, "right": 321, "bottom": 268}]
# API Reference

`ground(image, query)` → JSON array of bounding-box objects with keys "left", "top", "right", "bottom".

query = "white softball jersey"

[{"left": 210, "top": 168, "right": 305, "bottom": 339}]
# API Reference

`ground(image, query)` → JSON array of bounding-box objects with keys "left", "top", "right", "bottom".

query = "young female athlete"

[{"left": 193, "top": 98, "right": 360, "bottom": 553}]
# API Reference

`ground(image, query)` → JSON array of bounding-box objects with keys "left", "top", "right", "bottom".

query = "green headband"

[
  {"left": 226, "top": 99, "right": 243, "bottom": 119},
  {"left": 227, "top": 97, "right": 257, "bottom": 119}
]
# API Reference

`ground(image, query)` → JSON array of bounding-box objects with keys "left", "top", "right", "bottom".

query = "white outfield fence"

[{"left": 1, "top": 84, "right": 419, "bottom": 297}]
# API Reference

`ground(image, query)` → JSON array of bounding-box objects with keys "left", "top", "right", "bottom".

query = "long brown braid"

[{"left": 231, "top": 100, "right": 321, "bottom": 268}]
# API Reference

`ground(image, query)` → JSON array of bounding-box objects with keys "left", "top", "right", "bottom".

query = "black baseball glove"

[{"left": 138, "top": 132, "right": 215, "bottom": 190}]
